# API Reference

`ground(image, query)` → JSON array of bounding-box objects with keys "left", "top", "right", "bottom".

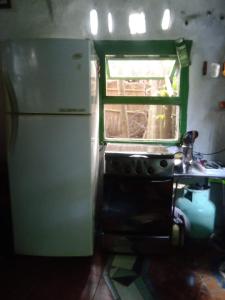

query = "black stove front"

[{"left": 100, "top": 143, "right": 174, "bottom": 254}]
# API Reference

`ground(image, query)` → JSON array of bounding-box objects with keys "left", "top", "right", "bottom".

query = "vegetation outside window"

[{"left": 95, "top": 40, "right": 192, "bottom": 145}]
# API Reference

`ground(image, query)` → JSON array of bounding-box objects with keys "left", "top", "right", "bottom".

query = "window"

[
  {"left": 95, "top": 40, "right": 192, "bottom": 145},
  {"left": 128, "top": 12, "right": 146, "bottom": 34},
  {"left": 106, "top": 56, "right": 180, "bottom": 97}
]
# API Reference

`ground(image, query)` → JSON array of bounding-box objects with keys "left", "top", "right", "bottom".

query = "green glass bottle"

[{"left": 175, "top": 38, "right": 190, "bottom": 67}]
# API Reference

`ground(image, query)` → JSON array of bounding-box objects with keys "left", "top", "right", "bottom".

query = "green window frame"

[{"left": 94, "top": 40, "right": 192, "bottom": 145}]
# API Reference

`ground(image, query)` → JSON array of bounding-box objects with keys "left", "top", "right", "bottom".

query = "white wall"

[{"left": 0, "top": 0, "right": 225, "bottom": 161}]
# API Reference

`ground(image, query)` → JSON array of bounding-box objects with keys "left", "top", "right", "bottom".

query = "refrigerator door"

[
  {"left": 8, "top": 115, "right": 94, "bottom": 256},
  {"left": 2, "top": 39, "right": 92, "bottom": 114}
]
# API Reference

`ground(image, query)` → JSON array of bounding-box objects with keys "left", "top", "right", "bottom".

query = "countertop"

[{"left": 174, "top": 165, "right": 225, "bottom": 179}]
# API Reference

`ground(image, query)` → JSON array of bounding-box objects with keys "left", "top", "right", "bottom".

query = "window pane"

[
  {"left": 104, "top": 104, "right": 179, "bottom": 141},
  {"left": 108, "top": 59, "right": 176, "bottom": 78},
  {"left": 106, "top": 56, "right": 180, "bottom": 97}
]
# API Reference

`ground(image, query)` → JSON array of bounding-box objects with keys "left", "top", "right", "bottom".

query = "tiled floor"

[
  {"left": 1, "top": 245, "right": 225, "bottom": 300},
  {"left": 148, "top": 246, "right": 225, "bottom": 300}
]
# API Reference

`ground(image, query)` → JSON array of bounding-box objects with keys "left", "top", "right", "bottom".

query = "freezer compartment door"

[
  {"left": 8, "top": 115, "right": 94, "bottom": 256},
  {"left": 2, "top": 39, "right": 92, "bottom": 114}
]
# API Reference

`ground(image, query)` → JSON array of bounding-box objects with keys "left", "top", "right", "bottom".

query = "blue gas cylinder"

[{"left": 176, "top": 185, "right": 215, "bottom": 239}]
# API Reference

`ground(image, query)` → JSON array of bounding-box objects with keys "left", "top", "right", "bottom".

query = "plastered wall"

[{"left": 0, "top": 0, "right": 225, "bottom": 161}]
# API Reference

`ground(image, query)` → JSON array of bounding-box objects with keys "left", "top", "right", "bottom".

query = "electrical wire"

[{"left": 194, "top": 147, "right": 225, "bottom": 156}]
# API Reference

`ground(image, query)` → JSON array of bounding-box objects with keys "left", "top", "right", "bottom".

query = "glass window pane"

[
  {"left": 108, "top": 59, "right": 176, "bottom": 78},
  {"left": 106, "top": 78, "right": 180, "bottom": 97},
  {"left": 104, "top": 104, "right": 179, "bottom": 141},
  {"left": 106, "top": 56, "right": 180, "bottom": 97}
]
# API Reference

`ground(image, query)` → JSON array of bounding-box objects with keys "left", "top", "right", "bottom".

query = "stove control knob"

[
  {"left": 147, "top": 166, "right": 154, "bottom": 175},
  {"left": 160, "top": 159, "right": 168, "bottom": 168},
  {"left": 136, "top": 161, "right": 142, "bottom": 174},
  {"left": 124, "top": 164, "right": 131, "bottom": 174}
]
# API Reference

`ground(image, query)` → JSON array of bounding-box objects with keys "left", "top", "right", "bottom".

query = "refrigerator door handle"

[{"left": 2, "top": 72, "right": 18, "bottom": 153}]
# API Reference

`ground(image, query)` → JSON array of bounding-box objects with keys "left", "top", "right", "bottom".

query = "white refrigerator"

[{"left": 1, "top": 39, "right": 99, "bottom": 256}]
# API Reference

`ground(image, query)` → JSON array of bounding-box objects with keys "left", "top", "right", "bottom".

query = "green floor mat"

[{"left": 103, "top": 255, "right": 156, "bottom": 300}]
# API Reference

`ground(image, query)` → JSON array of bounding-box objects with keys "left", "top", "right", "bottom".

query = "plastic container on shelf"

[{"left": 176, "top": 184, "right": 215, "bottom": 239}]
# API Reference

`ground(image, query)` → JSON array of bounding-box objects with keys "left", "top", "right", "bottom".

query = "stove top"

[{"left": 104, "top": 143, "right": 174, "bottom": 177}]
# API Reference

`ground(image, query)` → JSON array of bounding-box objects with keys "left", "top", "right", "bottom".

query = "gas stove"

[
  {"left": 102, "top": 143, "right": 174, "bottom": 254},
  {"left": 104, "top": 143, "right": 174, "bottom": 178}
]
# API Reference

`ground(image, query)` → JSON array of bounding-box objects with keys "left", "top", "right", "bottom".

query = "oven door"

[{"left": 102, "top": 175, "right": 173, "bottom": 236}]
